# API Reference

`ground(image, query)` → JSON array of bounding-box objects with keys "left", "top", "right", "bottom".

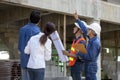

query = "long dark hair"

[{"left": 40, "top": 22, "right": 56, "bottom": 45}]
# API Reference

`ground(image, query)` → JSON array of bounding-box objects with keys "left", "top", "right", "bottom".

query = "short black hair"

[{"left": 30, "top": 10, "right": 41, "bottom": 24}]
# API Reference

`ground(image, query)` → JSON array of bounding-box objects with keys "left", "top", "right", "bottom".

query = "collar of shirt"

[
  {"left": 28, "top": 22, "right": 37, "bottom": 27},
  {"left": 89, "top": 36, "right": 97, "bottom": 43}
]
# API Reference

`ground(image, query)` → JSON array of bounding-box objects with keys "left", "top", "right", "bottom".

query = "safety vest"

[{"left": 69, "top": 37, "right": 85, "bottom": 66}]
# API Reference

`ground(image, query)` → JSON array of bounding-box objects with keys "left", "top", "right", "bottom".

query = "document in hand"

[
  {"left": 50, "top": 31, "right": 68, "bottom": 62},
  {"left": 74, "top": 44, "right": 87, "bottom": 54}
]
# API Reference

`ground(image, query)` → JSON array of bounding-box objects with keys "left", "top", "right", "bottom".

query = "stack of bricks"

[{"left": 0, "top": 60, "right": 21, "bottom": 80}]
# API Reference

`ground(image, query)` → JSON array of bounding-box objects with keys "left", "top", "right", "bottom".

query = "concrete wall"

[
  {"left": 108, "top": 0, "right": 120, "bottom": 5},
  {"left": 0, "top": 0, "right": 120, "bottom": 79},
  {"left": 1, "top": 0, "right": 101, "bottom": 19},
  {"left": 101, "top": 1, "right": 120, "bottom": 24},
  {"left": 1, "top": 0, "right": 120, "bottom": 24}
]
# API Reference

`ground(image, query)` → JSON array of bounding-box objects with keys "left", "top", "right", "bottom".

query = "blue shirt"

[
  {"left": 18, "top": 23, "right": 40, "bottom": 68},
  {"left": 77, "top": 36, "right": 101, "bottom": 62},
  {"left": 76, "top": 19, "right": 101, "bottom": 62}
]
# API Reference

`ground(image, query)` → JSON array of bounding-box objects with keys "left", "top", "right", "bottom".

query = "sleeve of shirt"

[
  {"left": 25, "top": 28, "right": 40, "bottom": 43},
  {"left": 18, "top": 30, "right": 22, "bottom": 52},
  {"left": 76, "top": 19, "right": 88, "bottom": 35},
  {"left": 76, "top": 42, "right": 99, "bottom": 61},
  {"left": 18, "top": 36, "right": 21, "bottom": 51},
  {"left": 44, "top": 39, "right": 52, "bottom": 61},
  {"left": 26, "top": 29, "right": 34, "bottom": 42},
  {"left": 24, "top": 40, "right": 30, "bottom": 54}
]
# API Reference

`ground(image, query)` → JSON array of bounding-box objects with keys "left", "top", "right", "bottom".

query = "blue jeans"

[
  {"left": 85, "top": 62, "right": 97, "bottom": 80},
  {"left": 21, "top": 67, "right": 30, "bottom": 80},
  {"left": 71, "top": 62, "right": 83, "bottom": 80},
  {"left": 71, "top": 72, "right": 82, "bottom": 80},
  {"left": 28, "top": 68, "right": 45, "bottom": 80}
]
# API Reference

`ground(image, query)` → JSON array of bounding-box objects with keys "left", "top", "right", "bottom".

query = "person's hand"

[
  {"left": 75, "top": 48, "right": 79, "bottom": 53},
  {"left": 62, "top": 50, "right": 69, "bottom": 56},
  {"left": 73, "top": 11, "right": 79, "bottom": 20}
]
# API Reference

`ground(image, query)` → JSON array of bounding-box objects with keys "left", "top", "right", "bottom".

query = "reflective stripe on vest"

[{"left": 69, "top": 37, "right": 85, "bottom": 66}]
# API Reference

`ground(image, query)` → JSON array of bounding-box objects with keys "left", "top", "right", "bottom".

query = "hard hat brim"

[{"left": 74, "top": 23, "right": 81, "bottom": 29}]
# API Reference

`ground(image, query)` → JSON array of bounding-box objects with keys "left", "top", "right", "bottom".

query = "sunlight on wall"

[
  {"left": 104, "top": 48, "right": 110, "bottom": 53},
  {"left": 0, "top": 51, "right": 9, "bottom": 60},
  {"left": 117, "top": 56, "right": 120, "bottom": 62}
]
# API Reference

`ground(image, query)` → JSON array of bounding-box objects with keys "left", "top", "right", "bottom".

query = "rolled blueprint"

[{"left": 50, "top": 31, "right": 68, "bottom": 62}]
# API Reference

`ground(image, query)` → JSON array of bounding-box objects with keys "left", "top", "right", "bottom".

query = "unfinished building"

[{"left": 0, "top": 0, "right": 120, "bottom": 80}]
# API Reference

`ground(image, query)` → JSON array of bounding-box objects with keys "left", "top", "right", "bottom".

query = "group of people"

[
  {"left": 63, "top": 12, "right": 101, "bottom": 80},
  {"left": 18, "top": 10, "right": 101, "bottom": 80}
]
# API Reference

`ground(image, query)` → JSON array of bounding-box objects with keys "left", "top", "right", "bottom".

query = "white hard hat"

[
  {"left": 74, "top": 22, "right": 81, "bottom": 29},
  {"left": 87, "top": 23, "right": 101, "bottom": 35}
]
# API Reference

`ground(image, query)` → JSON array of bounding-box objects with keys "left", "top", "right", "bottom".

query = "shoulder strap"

[
  {"left": 75, "top": 38, "right": 85, "bottom": 44},
  {"left": 71, "top": 37, "right": 85, "bottom": 47}
]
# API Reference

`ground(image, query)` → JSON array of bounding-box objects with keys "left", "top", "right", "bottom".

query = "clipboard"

[{"left": 74, "top": 44, "right": 87, "bottom": 54}]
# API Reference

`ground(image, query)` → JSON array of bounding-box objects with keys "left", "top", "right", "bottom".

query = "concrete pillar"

[
  {"left": 95, "top": 21, "right": 101, "bottom": 80},
  {"left": 97, "top": 52, "right": 101, "bottom": 80},
  {"left": 115, "top": 31, "right": 119, "bottom": 80},
  {"left": 63, "top": 14, "right": 67, "bottom": 77},
  {"left": 58, "top": 15, "right": 61, "bottom": 34},
  {"left": 117, "top": 62, "right": 120, "bottom": 80}
]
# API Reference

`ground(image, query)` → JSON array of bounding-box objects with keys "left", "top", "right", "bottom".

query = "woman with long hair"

[{"left": 24, "top": 22, "right": 56, "bottom": 80}]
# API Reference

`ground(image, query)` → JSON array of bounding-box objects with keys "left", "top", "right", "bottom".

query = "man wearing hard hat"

[
  {"left": 73, "top": 12, "right": 101, "bottom": 80},
  {"left": 63, "top": 21, "right": 86, "bottom": 80}
]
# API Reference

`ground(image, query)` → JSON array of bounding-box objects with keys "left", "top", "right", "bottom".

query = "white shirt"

[{"left": 24, "top": 32, "right": 52, "bottom": 69}]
